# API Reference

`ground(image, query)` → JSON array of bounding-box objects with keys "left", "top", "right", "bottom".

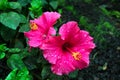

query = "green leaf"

[
  {"left": 68, "top": 70, "right": 78, "bottom": 79},
  {"left": 99, "top": 5, "right": 110, "bottom": 16},
  {"left": 50, "top": 74, "right": 62, "bottom": 80},
  {"left": 17, "top": 0, "right": 31, "bottom": 6},
  {"left": 19, "top": 23, "right": 30, "bottom": 32},
  {"left": 103, "top": 22, "right": 112, "bottom": 28},
  {"left": 0, "top": 52, "right": 5, "bottom": 59},
  {"left": 14, "top": 40, "right": 24, "bottom": 49},
  {"left": 7, "top": 54, "right": 26, "bottom": 70},
  {"left": 49, "top": 1, "right": 58, "bottom": 10},
  {"left": 19, "top": 14, "right": 27, "bottom": 23},
  {"left": 5, "top": 68, "right": 32, "bottom": 80},
  {"left": 0, "top": 0, "right": 8, "bottom": 10},
  {"left": 8, "top": 2, "right": 22, "bottom": 11},
  {"left": 29, "top": 0, "right": 42, "bottom": 17},
  {"left": 16, "top": 68, "right": 31, "bottom": 80},
  {"left": 0, "top": 12, "right": 21, "bottom": 30},
  {"left": 0, "top": 26, "right": 16, "bottom": 41},
  {"left": 41, "top": 66, "right": 50, "bottom": 79},
  {"left": 79, "top": 16, "right": 88, "bottom": 26},
  {"left": 24, "top": 56, "right": 37, "bottom": 70},
  {"left": 8, "top": 48, "right": 21, "bottom": 53},
  {"left": 0, "top": 44, "right": 7, "bottom": 51},
  {"left": 110, "top": 10, "right": 120, "bottom": 18},
  {"left": 5, "top": 68, "right": 18, "bottom": 80}
]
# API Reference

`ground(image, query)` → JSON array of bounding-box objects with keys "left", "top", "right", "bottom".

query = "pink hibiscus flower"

[
  {"left": 24, "top": 12, "right": 61, "bottom": 48},
  {"left": 42, "top": 21, "right": 95, "bottom": 75}
]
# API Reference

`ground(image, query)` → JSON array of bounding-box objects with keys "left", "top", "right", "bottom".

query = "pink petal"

[
  {"left": 41, "top": 36, "right": 63, "bottom": 64},
  {"left": 59, "top": 21, "right": 80, "bottom": 40},
  {"left": 71, "top": 50, "right": 90, "bottom": 69},
  {"left": 24, "top": 30, "right": 42, "bottom": 47},
  {"left": 51, "top": 52, "right": 75, "bottom": 75},
  {"left": 33, "top": 12, "right": 61, "bottom": 30},
  {"left": 44, "top": 12, "right": 61, "bottom": 27},
  {"left": 41, "top": 36, "right": 63, "bottom": 50},
  {"left": 48, "top": 27, "right": 56, "bottom": 36},
  {"left": 43, "top": 49, "right": 62, "bottom": 64},
  {"left": 72, "top": 30, "right": 95, "bottom": 52}
]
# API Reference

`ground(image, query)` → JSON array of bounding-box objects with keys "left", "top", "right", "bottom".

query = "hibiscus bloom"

[
  {"left": 24, "top": 12, "right": 61, "bottom": 48},
  {"left": 42, "top": 21, "right": 95, "bottom": 75}
]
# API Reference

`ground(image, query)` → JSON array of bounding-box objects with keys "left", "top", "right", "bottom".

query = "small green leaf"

[
  {"left": 5, "top": 68, "right": 32, "bottom": 80},
  {"left": 5, "top": 68, "right": 18, "bottom": 80},
  {"left": 19, "top": 14, "right": 27, "bottom": 23},
  {"left": 0, "top": 52, "right": 5, "bottom": 59},
  {"left": 14, "top": 40, "right": 24, "bottom": 49},
  {"left": 29, "top": 0, "right": 42, "bottom": 17},
  {"left": 110, "top": 10, "right": 120, "bottom": 18},
  {"left": 50, "top": 74, "right": 62, "bottom": 80},
  {"left": 68, "top": 70, "right": 78, "bottom": 79},
  {"left": 41, "top": 66, "right": 50, "bottom": 79},
  {"left": 8, "top": 2, "right": 22, "bottom": 11},
  {"left": 17, "top": 0, "right": 31, "bottom": 6},
  {"left": 0, "top": 0, "right": 8, "bottom": 10},
  {"left": 0, "top": 44, "right": 7, "bottom": 51},
  {"left": 19, "top": 23, "right": 30, "bottom": 32},
  {"left": 16, "top": 68, "right": 31, "bottom": 80},
  {"left": 49, "top": 1, "right": 58, "bottom": 10},
  {"left": 0, "top": 26, "right": 16, "bottom": 41},
  {"left": 99, "top": 5, "right": 110, "bottom": 16},
  {"left": 8, "top": 48, "right": 21, "bottom": 53},
  {"left": 0, "top": 12, "right": 21, "bottom": 30},
  {"left": 79, "top": 16, "right": 88, "bottom": 26},
  {"left": 103, "top": 22, "right": 112, "bottom": 28},
  {"left": 7, "top": 54, "right": 26, "bottom": 70}
]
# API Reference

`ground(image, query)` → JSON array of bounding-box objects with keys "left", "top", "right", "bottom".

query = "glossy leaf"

[
  {"left": 0, "top": 12, "right": 21, "bottom": 30},
  {"left": 29, "top": 0, "right": 42, "bottom": 17},
  {"left": 68, "top": 70, "right": 78, "bottom": 79},
  {"left": 17, "top": 0, "right": 31, "bottom": 6},
  {"left": 8, "top": 2, "right": 22, "bottom": 11},
  {"left": 5, "top": 68, "right": 32, "bottom": 80},
  {"left": 0, "top": 0, "right": 8, "bottom": 10},
  {"left": 7, "top": 54, "right": 26, "bottom": 70},
  {"left": 0, "top": 44, "right": 7, "bottom": 51},
  {"left": 0, "top": 52, "right": 5, "bottom": 59},
  {"left": 19, "top": 23, "right": 30, "bottom": 32},
  {"left": 5, "top": 68, "right": 18, "bottom": 80},
  {"left": 41, "top": 66, "right": 50, "bottom": 79},
  {"left": 49, "top": 1, "right": 58, "bottom": 10}
]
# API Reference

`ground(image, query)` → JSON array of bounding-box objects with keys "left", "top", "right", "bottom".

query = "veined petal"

[
  {"left": 71, "top": 30, "right": 95, "bottom": 52},
  {"left": 44, "top": 12, "right": 61, "bottom": 27},
  {"left": 71, "top": 50, "right": 90, "bottom": 69},
  {"left": 41, "top": 36, "right": 63, "bottom": 50},
  {"left": 59, "top": 21, "right": 80, "bottom": 40},
  {"left": 43, "top": 49, "right": 62, "bottom": 64},
  {"left": 24, "top": 30, "right": 42, "bottom": 47},
  {"left": 41, "top": 36, "right": 64, "bottom": 64},
  {"left": 48, "top": 27, "right": 56, "bottom": 36},
  {"left": 51, "top": 52, "right": 75, "bottom": 75},
  {"left": 33, "top": 12, "right": 61, "bottom": 29}
]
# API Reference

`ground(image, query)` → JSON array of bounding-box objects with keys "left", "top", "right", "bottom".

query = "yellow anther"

[
  {"left": 30, "top": 22, "right": 38, "bottom": 30},
  {"left": 72, "top": 52, "right": 82, "bottom": 60},
  {"left": 65, "top": 47, "right": 82, "bottom": 60}
]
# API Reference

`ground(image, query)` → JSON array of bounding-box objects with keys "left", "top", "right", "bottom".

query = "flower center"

[
  {"left": 30, "top": 22, "right": 38, "bottom": 30},
  {"left": 62, "top": 43, "right": 82, "bottom": 60}
]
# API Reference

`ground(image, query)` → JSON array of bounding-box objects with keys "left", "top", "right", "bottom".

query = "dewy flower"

[
  {"left": 24, "top": 12, "right": 61, "bottom": 48},
  {"left": 42, "top": 21, "right": 95, "bottom": 75}
]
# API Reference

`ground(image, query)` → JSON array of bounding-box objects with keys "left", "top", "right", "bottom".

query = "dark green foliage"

[{"left": 0, "top": 0, "right": 120, "bottom": 80}]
